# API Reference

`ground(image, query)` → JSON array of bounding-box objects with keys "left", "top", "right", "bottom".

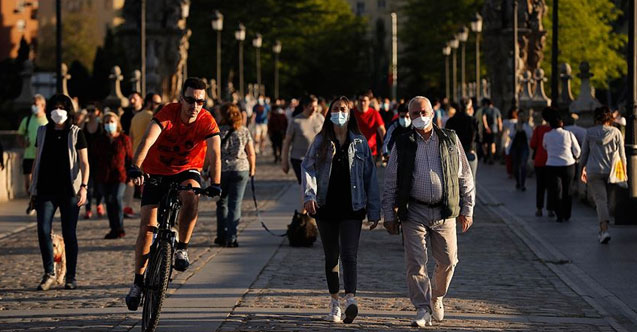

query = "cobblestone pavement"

[
  {"left": 217, "top": 202, "right": 613, "bottom": 331},
  {"left": 0, "top": 151, "right": 296, "bottom": 331}
]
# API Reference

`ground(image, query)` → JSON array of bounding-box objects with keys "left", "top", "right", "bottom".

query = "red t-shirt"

[
  {"left": 353, "top": 107, "right": 385, "bottom": 156},
  {"left": 143, "top": 103, "right": 220, "bottom": 175},
  {"left": 530, "top": 124, "right": 551, "bottom": 167}
]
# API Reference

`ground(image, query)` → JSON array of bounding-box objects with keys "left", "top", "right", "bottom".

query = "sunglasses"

[{"left": 183, "top": 96, "right": 205, "bottom": 106}]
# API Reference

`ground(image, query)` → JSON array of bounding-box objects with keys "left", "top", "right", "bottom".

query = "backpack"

[
  {"left": 287, "top": 210, "right": 318, "bottom": 247},
  {"left": 511, "top": 128, "right": 528, "bottom": 150}
]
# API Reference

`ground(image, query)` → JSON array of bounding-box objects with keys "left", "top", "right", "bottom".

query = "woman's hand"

[
  {"left": 77, "top": 187, "right": 87, "bottom": 206},
  {"left": 580, "top": 166, "right": 587, "bottom": 184},
  {"left": 304, "top": 200, "right": 318, "bottom": 215}
]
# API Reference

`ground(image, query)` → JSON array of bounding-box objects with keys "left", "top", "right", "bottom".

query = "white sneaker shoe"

[
  {"left": 411, "top": 308, "right": 432, "bottom": 327},
  {"left": 343, "top": 296, "right": 358, "bottom": 324},
  {"left": 325, "top": 298, "right": 342, "bottom": 323},
  {"left": 431, "top": 297, "right": 444, "bottom": 321},
  {"left": 599, "top": 231, "right": 611, "bottom": 244}
]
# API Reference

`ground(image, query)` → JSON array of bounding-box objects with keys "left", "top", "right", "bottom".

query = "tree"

[{"left": 543, "top": 0, "right": 626, "bottom": 97}]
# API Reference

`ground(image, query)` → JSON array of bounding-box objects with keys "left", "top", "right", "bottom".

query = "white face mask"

[
  {"left": 51, "top": 108, "right": 68, "bottom": 125},
  {"left": 31, "top": 105, "right": 40, "bottom": 115},
  {"left": 412, "top": 115, "right": 432, "bottom": 130},
  {"left": 398, "top": 116, "right": 411, "bottom": 128},
  {"left": 330, "top": 112, "right": 349, "bottom": 127}
]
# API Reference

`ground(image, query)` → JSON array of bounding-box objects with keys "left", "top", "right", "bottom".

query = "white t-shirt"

[{"left": 542, "top": 128, "right": 581, "bottom": 166}]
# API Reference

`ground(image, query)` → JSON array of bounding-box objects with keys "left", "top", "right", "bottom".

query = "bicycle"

[{"left": 141, "top": 178, "right": 218, "bottom": 332}]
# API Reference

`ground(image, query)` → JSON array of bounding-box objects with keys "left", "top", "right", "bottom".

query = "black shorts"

[
  {"left": 141, "top": 170, "right": 202, "bottom": 206},
  {"left": 483, "top": 133, "right": 495, "bottom": 144},
  {"left": 22, "top": 158, "right": 34, "bottom": 175}
]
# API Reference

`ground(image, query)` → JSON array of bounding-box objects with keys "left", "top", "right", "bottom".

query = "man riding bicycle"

[{"left": 125, "top": 77, "right": 222, "bottom": 311}]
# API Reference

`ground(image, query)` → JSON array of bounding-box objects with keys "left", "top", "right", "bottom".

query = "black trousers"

[
  {"left": 317, "top": 218, "right": 362, "bottom": 295},
  {"left": 534, "top": 166, "right": 555, "bottom": 211},
  {"left": 546, "top": 165, "right": 576, "bottom": 220}
]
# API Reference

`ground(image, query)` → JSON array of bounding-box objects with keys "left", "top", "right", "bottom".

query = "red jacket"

[
  {"left": 93, "top": 133, "right": 132, "bottom": 184},
  {"left": 530, "top": 125, "right": 551, "bottom": 167}
]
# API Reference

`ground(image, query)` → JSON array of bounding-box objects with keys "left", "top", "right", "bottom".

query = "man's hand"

[
  {"left": 580, "top": 166, "right": 587, "bottom": 184},
  {"left": 127, "top": 165, "right": 144, "bottom": 186},
  {"left": 458, "top": 215, "right": 473, "bottom": 233},
  {"left": 205, "top": 184, "right": 222, "bottom": 197},
  {"left": 304, "top": 200, "right": 318, "bottom": 215},
  {"left": 383, "top": 220, "right": 400, "bottom": 235},
  {"left": 281, "top": 160, "right": 289, "bottom": 174},
  {"left": 368, "top": 219, "right": 379, "bottom": 230}
]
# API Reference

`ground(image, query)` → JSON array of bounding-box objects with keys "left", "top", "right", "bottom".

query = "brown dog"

[{"left": 51, "top": 233, "right": 66, "bottom": 284}]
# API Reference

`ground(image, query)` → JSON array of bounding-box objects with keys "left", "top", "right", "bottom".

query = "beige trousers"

[{"left": 402, "top": 218, "right": 458, "bottom": 310}]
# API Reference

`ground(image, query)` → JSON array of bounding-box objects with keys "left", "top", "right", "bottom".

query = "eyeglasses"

[{"left": 183, "top": 96, "right": 205, "bottom": 106}]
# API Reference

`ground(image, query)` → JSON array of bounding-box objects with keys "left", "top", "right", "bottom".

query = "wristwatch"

[{"left": 80, "top": 183, "right": 88, "bottom": 189}]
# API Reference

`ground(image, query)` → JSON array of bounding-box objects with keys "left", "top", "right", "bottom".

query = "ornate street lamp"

[
  {"left": 456, "top": 26, "right": 469, "bottom": 99},
  {"left": 449, "top": 38, "right": 459, "bottom": 102},
  {"left": 471, "top": 13, "right": 483, "bottom": 100},
  {"left": 442, "top": 44, "right": 451, "bottom": 100},
  {"left": 252, "top": 33, "right": 263, "bottom": 96},
  {"left": 272, "top": 40, "right": 282, "bottom": 99},
  {"left": 211, "top": 10, "right": 223, "bottom": 100},
  {"left": 235, "top": 23, "right": 246, "bottom": 98}
]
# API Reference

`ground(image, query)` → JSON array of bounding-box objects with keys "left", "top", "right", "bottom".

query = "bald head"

[{"left": 408, "top": 96, "right": 433, "bottom": 117}]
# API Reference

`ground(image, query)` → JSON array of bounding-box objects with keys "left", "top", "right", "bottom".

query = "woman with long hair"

[
  {"left": 215, "top": 103, "right": 256, "bottom": 247},
  {"left": 30, "top": 94, "right": 89, "bottom": 290},
  {"left": 301, "top": 96, "right": 381, "bottom": 324}
]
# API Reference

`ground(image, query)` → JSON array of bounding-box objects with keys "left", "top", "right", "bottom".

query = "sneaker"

[
  {"left": 65, "top": 280, "right": 77, "bottom": 289},
  {"left": 225, "top": 236, "right": 239, "bottom": 248},
  {"left": 325, "top": 298, "right": 342, "bottom": 323},
  {"left": 104, "top": 230, "right": 126, "bottom": 239},
  {"left": 96, "top": 204, "right": 105, "bottom": 217},
  {"left": 535, "top": 209, "right": 542, "bottom": 217},
  {"left": 431, "top": 297, "right": 444, "bottom": 322},
  {"left": 343, "top": 296, "right": 358, "bottom": 324},
  {"left": 125, "top": 283, "right": 142, "bottom": 311},
  {"left": 599, "top": 231, "right": 611, "bottom": 244},
  {"left": 123, "top": 207, "right": 134, "bottom": 218},
  {"left": 26, "top": 205, "right": 36, "bottom": 216},
  {"left": 84, "top": 210, "right": 93, "bottom": 220},
  {"left": 174, "top": 249, "right": 190, "bottom": 272},
  {"left": 37, "top": 273, "right": 56, "bottom": 291},
  {"left": 411, "top": 308, "right": 433, "bottom": 327}
]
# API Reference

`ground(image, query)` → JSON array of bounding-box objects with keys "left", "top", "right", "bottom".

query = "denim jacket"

[{"left": 301, "top": 132, "right": 381, "bottom": 221}]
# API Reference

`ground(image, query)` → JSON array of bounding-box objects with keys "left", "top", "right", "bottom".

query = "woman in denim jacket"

[{"left": 301, "top": 96, "right": 381, "bottom": 324}]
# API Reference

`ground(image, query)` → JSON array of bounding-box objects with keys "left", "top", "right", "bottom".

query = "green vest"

[{"left": 395, "top": 126, "right": 460, "bottom": 220}]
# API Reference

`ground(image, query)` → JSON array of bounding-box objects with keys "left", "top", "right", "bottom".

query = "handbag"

[{"left": 608, "top": 150, "right": 627, "bottom": 188}]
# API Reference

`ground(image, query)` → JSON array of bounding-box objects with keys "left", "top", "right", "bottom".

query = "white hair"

[
  {"left": 33, "top": 94, "right": 46, "bottom": 104},
  {"left": 408, "top": 96, "right": 432, "bottom": 111}
]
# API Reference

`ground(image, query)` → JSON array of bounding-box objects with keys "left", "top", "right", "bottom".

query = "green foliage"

[
  {"left": 187, "top": 0, "right": 370, "bottom": 98},
  {"left": 543, "top": 0, "right": 626, "bottom": 96},
  {"left": 399, "top": 0, "right": 483, "bottom": 99}
]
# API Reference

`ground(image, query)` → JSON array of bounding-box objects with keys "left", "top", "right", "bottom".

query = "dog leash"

[{"left": 251, "top": 176, "right": 287, "bottom": 237}]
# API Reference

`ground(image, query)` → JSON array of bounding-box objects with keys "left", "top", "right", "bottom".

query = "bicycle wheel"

[{"left": 141, "top": 240, "right": 173, "bottom": 332}]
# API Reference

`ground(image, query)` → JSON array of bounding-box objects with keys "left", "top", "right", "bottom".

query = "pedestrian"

[
  {"left": 432, "top": 99, "right": 445, "bottom": 128},
  {"left": 580, "top": 106, "right": 627, "bottom": 244},
  {"left": 120, "top": 92, "right": 143, "bottom": 218},
  {"left": 253, "top": 94, "right": 270, "bottom": 154},
  {"left": 502, "top": 108, "right": 518, "bottom": 178},
  {"left": 267, "top": 105, "right": 287, "bottom": 163},
  {"left": 508, "top": 109, "right": 533, "bottom": 191},
  {"left": 382, "top": 96, "right": 474, "bottom": 328},
  {"left": 543, "top": 113, "right": 581, "bottom": 222},
  {"left": 530, "top": 107, "right": 556, "bottom": 217},
  {"left": 382, "top": 103, "right": 411, "bottom": 161},
  {"left": 380, "top": 97, "right": 395, "bottom": 127},
  {"left": 17, "top": 94, "right": 48, "bottom": 215},
  {"left": 30, "top": 94, "right": 89, "bottom": 291},
  {"left": 130, "top": 93, "right": 161, "bottom": 154},
  {"left": 353, "top": 93, "right": 386, "bottom": 158},
  {"left": 82, "top": 103, "right": 105, "bottom": 219},
  {"left": 94, "top": 112, "right": 132, "bottom": 239},
  {"left": 215, "top": 103, "right": 256, "bottom": 247},
  {"left": 301, "top": 96, "right": 381, "bottom": 324},
  {"left": 445, "top": 97, "right": 479, "bottom": 181},
  {"left": 481, "top": 98, "right": 502, "bottom": 164}
]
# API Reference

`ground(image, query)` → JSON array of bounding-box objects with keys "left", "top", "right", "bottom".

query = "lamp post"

[
  {"left": 512, "top": 0, "right": 519, "bottom": 109},
  {"left": 449, "top": 38, "right": 459, "bottom": 102},
  {"left": 253, "top": 33, "right": 262, "bottom": 96},
  {"left": 626, "top": 0, "right": 637, "bottom": 206},
  {"left": 391, "top": 12, "right": 398, "bottom": 101},
  {"left": 55, "top": 0, "right": 62, "bottom": 93},
  {"left": 471, "top": 13, "right": 483, "bottom": 101},
  {"left": 211, "top": 10, "right": 223, "bottom": 100},
  {"left": 272, "top": 40, "right": 282, "bottom": 100},
  {"left": 442, "top": 44, "right": 451, "bottom": 100},
  {"left": 551, "top": 0, "right": 559, "bottom": 103},
  {"left": 456, "top": 26, "right": 469, "bottom": 99},
  {"left": 140, "top": 0, "right": 146, "bottom": 96},
  {"left": 235, "top": 23, "right": 246, "bottom": 98}
]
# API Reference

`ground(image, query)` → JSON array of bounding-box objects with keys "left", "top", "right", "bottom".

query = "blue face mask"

[
  {"left": 398, "top": 116, "right": 411, "bottom": 128},
  {"left": 104, "top": 122, "right": 117, "bottom": 134},
  {"left": 330, "top": 112, "right": 349, "bottom": 127}
]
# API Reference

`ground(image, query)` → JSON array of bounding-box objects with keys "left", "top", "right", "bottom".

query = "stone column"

[
  {"left": 130, "top": 69, "right": 141, "bottom": 93},
  {"left": 558, "top": 63, "right": 574, "bottom": 110},
  {"left": 104, "top": 66, "right": 130, "bottom": 111},
  {"left": 569, "top": 62, "right": 601, "bottom": 127}
]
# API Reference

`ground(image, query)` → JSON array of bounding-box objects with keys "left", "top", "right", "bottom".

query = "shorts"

[
  {"left": 141, "top": 170, "right": 202, "bottom": 206},
  {"left": 255, "top": 123, "right": 268, "bottom": 138},
  {"left": 483, "top": 133, "right": 495, "bottom": 144},
  {"left": 22, "top": 158, "right": 34, "bottom": 175}
]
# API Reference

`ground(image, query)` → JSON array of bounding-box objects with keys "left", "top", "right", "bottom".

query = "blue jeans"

[
  {"left": 98, "top": 182, "right": 126, "bottom": 232},
  {"left": 216, "top": 171, "right": 250, "bottom": 240},
  {"left": 36, "top": 195, "right": 79, "bottom": 281},
  {"left": 86, "top": 174, "right": 103, "bottom": 213},
  {"left": 511, "top": 147, "right": 529, "bottom": 188}
]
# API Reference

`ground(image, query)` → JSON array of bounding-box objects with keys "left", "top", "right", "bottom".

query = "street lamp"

[
  {"left": 471, "top": 13, "right": 483, "bottom": 100},
  {"left": 211, "top": 10, "right": 223, "bottom": 100},
  {"left": 252, "top": 33, "right": 263, "bottom": 96},
  {"left": 272, "top": 40, "right": 282, "bottom": 99},
  {"left": 456, "top": 26, "right": 469, "bottom": 99},
  {"left": 449, "top": 38, "right": 459, "bottom": 102},
  {"left": 512, "top": 0, "right": 519, "bottom": 108},
  {"left": 235, "top": 23, "right": 246, "bottom": 99},
  {"left": 551, "top": 0, "right": 559, "bottom": 103},
  {"left": 442, "top": 44, "right": 451, "bottom": 100}
]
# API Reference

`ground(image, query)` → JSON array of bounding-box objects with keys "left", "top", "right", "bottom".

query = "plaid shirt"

[{"left": 383, "top": 130, "right": 475, "bottom": 224}]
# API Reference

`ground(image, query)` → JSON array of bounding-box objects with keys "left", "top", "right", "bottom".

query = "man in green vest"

[{"left": 382, "top": 96, "right": 475, "bottom": 328}]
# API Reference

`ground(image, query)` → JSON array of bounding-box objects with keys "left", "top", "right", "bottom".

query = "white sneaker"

[
  {"left": 325, "top": 298, "right": 342, "bottom": 323},
  {"left": 599, "top": 231, "right": 611, "bottom": 244},
  {"left": 431, "top": 297, "right": 444, "bottom": 321},
  {"left": 174, "top": 249, "right": 190, "bottom": 272},
  {"left": 343, "top": 296, "right": 358, "bottom": 324},
  {"left": 411, "top": 308, "right": 432, "bottom": 327}
]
